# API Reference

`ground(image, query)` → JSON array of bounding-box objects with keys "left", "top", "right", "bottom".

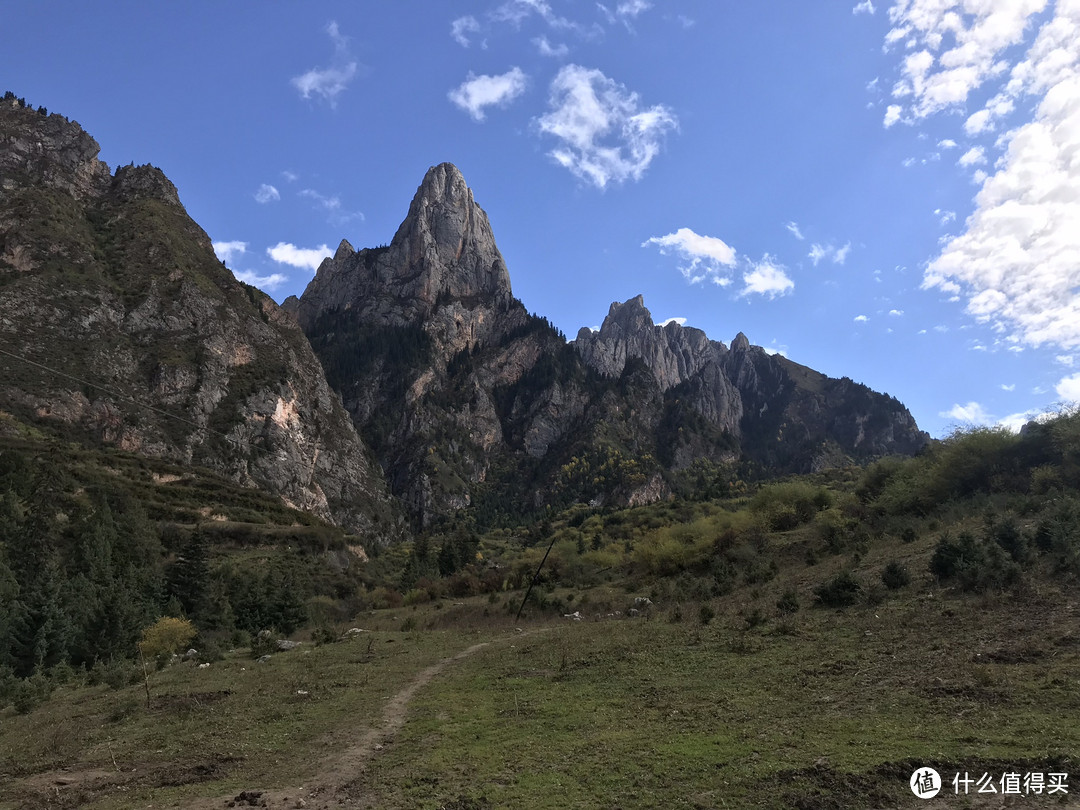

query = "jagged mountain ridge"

[
  {"left": 0, "top": 97, "right": 400, "bottom": 539},
  {"left": 0, "top": 96, "right": 928, "bottom": 533},
  {"left": 291, "top": 163, "right": 929, "bottom": 526}
]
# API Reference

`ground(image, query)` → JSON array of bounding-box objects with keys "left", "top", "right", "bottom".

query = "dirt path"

[
  {"left": 7, "top": 629, "right": 544, "bottom": 810},
  {"left": 185, "top": 637, "right": 504, "bottom": 810}
]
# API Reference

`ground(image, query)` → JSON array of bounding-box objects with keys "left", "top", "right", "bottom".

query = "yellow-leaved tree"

[{"left": 138, "top": 616, "right": 197, "bottom": 707}]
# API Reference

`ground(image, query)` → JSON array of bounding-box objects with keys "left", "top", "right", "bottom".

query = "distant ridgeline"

[
  {"left": 0, "top": 94, "right": 927, "bottom": 535},
  {"left": 284, "top": 163, "right": 929, "bottom": 527}
]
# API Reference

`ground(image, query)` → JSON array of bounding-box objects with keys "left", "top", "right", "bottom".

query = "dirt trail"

[
  {"left": 7, "top": 630, "right": 541, "bottom": 810},
  {"left": 185, "top": 637, "right": 504, "bottom": 810}
]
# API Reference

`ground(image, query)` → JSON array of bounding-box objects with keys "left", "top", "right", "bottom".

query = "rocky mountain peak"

[
  {"left": 387, "top": 162, "right": 512, "bottom": 303},
  {"left": 0, "top": 98, "right": 111, "bottom": 200},
  {"left": 289, "top": 164, "right": 517, "bottom": 360},
  {"left": 111, "top": 163, "right": 184, "bottom": 208},
  {"left": 574, "top": 295, "right": 718, "bottom": 391},
  {"left": 732, "top": 332, "right": 751, "bottom": 352},
  {"left": 604, "top": 294, "right": 653, "bottom": 333}
]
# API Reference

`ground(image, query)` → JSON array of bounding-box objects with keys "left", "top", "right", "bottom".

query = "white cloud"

[
  {"left": 884, "top": 104, "right": 903, "bottom": 127},
  {"left": 451, "top": 15, "right": 482, "bottom": 47},
  {"left": 957, "top": 145, "right": 987, "bottom": 166},
  {"left": 923, "top": 1, "right": 1080, "bottom": 351},
  {"left": 658, "top": 316, "right": 686, "bottom": 327},
  {"left": 809, "top": 242, "right": 851, "bottom": 265},
  {"left": 883, "top": 0, "right": 1047, "bottom": 122},
  {"left": 267, "top": 242, "right": 333, "bottom": 272},
  {"left": 1001, "top": 383, "right": 1016, "bottom": 391},
  {"left": 616, "top": 0, "right": 651, "bottom": 18},
  {"left": 493, "top": 0, "right": 581, "bottom": 32},
  {"left": 786, "top": 221, "right": 805, "bottom": 240},
  {"left": 254, "top": 184, "right": 280, "bottom": 204},
  {"left": 741, "top": 256, "right": 794, "bottom": 298},
  {"left": 281, "top": 170, "right": 299, "bottom": 183},
  {"left": 537, "top": 64, "right": 677, "bottom": 188},
  {"left": 940, "top": 401, "right": 992, "bottom": 423},
  {"left": 643, "top": 227, "right": 737, "bottom": 285},
  {"left": 1057, "top": 354, "right": 1076, "bottom": 366},
  {"left": 938, "top": 138, "right": 958, "bottom": 148},
  {"left": 998, "top": 409, "right": 1041, "bottom": 432},
  {"left": 854, "top": 314, "right": 869, "bottom": 322},
  {"left": 212, "top": 240, "right": 247, "bottom": 264},
  {"left": 449, "top": 67, "right": 528, "bottom": 121},
  {"left": 935, "top": 207, "right": 957, "bottom": 224},
  {"left": 232, "top": 269, "right": 289, "bottom": 291},
  {"left": 853, "top": 0, "right": 876, "bottom": 14},
  {"left": 299, "top": 189, "right": 341, "bottom": 211},
  {"left": 889, "top": 309, "right": 905, "bottom": 316},
  {"left": 1058, "top": 372, "right": 1080, "bottom": 403},
  {"left": 533, "top": 35, "right": 569, "bottom": 57},
  {"left": 291, "top": 21, "right": 359, "bottom": 106}
]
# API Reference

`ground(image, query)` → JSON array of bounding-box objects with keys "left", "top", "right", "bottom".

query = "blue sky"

[{"left": 4, "top": 0, "right": 1079, "bottom": 438}]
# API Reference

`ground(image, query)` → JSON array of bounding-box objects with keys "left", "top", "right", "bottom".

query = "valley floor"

[{"left": 2, "top": 575, "right": 1078, "bottom": 810}]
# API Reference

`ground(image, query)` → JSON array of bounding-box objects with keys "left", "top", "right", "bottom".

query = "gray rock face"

[
  {"left": 0, "top": 102, "right": 400, "bottom": 540},
  {"left": 288, "top": 162, "right": 514, "bottom": 360},
  {"left": 574, "top": 295, "right": 724, "bottom": 391}
]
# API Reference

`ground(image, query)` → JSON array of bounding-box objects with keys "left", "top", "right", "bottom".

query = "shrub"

[
  {"left": 814, "top": 571, "right": 862, "bottom": 607},
  {"left": 881, "top": 561, "right": 911, "bottom": 590},
  {"left": 776, "top": 589, "right": 800, "bottom": 615},
  {"left": 930, "top": 531, "right": 1022, "bottom": 592},
  {"left": 698, "top": 604, "right": 716, "bottom": 626}
]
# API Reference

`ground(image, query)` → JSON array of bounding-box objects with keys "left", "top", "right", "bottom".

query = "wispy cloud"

[
  {"left": 658, "top": 316, "right": 686, "bottom": 327},
  {"left": 299, "top": 189, "right": 340, "bottom": 211},
  {"left": 808, "top": 242, "right": 851, "bottom": 266},
  {"left": 852, "top": 0, "right": 875, "bottom": 15},
  {"left": 212, "top": 240, "right": 247, "bottom": 264},
  {"left": 741, "top": 256, "right": 794, "bottom": 298},
  {"left": 537, "top": 64, "right": 677, "bottom": 188},
  {"left": 231, "top": 269, "right": 289, "bottom": 291},
  {"left": 533, "top": 35, "right": 569, "bottom": 57},
  {"left": 449, "top": 67, "right": 528, "bottom": 121},
  {"left": 940, "top": 401, "right": 992, "bottom": 424},
  {"left": 254, "top": 184, "right": 280, "bottom": 204},
  {"left": 786, "top": 221, "right": 805, "bottom": 240},
  {"left": 643, "top": 227, "right": 737, "bottom": 285},
  {"left": 854, "top": 314, "right": 869, "bottom": 322},
  {"left": 291, "top": 21, "right": 359, "bottom": 106},
  {"left": 451, "top": 15, "right": 482, "bottom": 47},
  {"left": 267, "top": 242, "right": 333, "bottom": 272}
]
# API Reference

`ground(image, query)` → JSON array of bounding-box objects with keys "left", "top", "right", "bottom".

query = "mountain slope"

[
  {"left": 289, "top": 164, "right": 928, "bottom": 526},
  {"left": 0, "top": 97, "right": 400, "bottom": 540}
]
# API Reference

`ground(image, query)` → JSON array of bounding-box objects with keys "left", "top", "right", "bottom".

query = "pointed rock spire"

[{"left": 388, "top": 162, "right": 512, "bottom": 302}]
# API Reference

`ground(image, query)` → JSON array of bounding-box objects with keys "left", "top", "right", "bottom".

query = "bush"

[
  {"left": 814, "top": 571, "right": 862, "bottom": 607},
  {"left": 12, "top": 674, "right": 51, "bottom": 714},
  {"left": 929, "top": 531, "right": 1022, "bottom": 592},
  {"left": 699, "top": 604, "right": 716, "bottom": 626},
  {"left": 776, "top": 589, "right": 799, "bottom": 615},
  {"left": 881, "top": 561, "right": 911, "bottom": 590}
]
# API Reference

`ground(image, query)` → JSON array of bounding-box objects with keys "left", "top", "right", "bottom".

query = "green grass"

[{"left": 362, "top": 585, "right": 1078, "bottom": 809}]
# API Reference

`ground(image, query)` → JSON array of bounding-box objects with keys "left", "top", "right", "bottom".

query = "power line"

[{"left": 0, "top": 342, "right": 251, "bottom": 451}]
